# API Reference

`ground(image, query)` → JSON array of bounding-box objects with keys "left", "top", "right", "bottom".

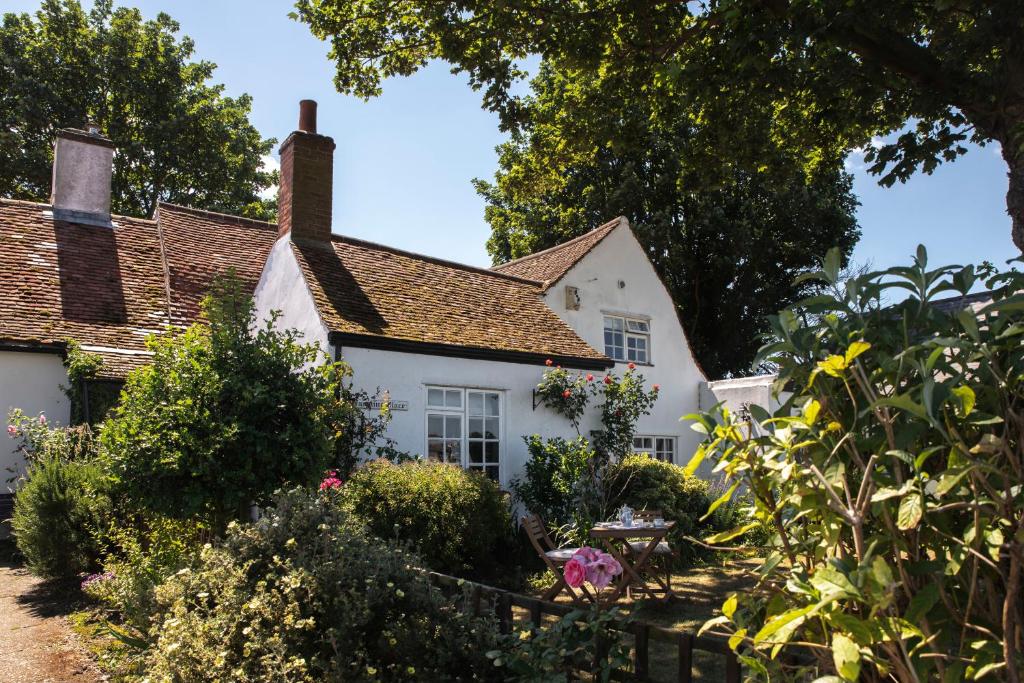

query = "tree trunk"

[{"left": 1002, "top": 137, "right": 1024, "bottom": 254}]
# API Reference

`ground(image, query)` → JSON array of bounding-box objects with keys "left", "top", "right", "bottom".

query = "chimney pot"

[{"left": 298, "top": 99, "right": 317, "bottom": 134}]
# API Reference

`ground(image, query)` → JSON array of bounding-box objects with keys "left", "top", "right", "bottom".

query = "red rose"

[
  {"left": 586, "top": 374, "right": 594, "bottom": 382},
  {"left": 603, "top": 375, "right": 613, "bottom": 385},
  {"left": 628, "top": 362, "right": 636, "bottom": 370},
  {"left": 545, "top": 359, "right": 553, "bottom": 366},
  {"left": 562, "top": 389, "right": 571, "bottom": 398},
  {"left": 653, "top": 384, "right": 660, "bottom": 392}
]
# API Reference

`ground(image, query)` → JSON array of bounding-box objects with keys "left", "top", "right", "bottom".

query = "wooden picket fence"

[{"left": 428, "top": 572, "right": 741, "bottom": 682}]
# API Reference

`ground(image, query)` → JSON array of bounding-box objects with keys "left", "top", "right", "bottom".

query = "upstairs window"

[{"left": 603, "top": 315, "right": 650, "bottom": 363}]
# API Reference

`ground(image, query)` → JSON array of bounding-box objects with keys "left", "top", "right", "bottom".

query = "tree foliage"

[
  {"left": 477, "top": 63, "right": 859, "bottom": 377},
  {"left": 1, "top": 0, "right": 276, "bottom": 219},
  {"left": 690, "top": 250, "right": 1024, "bottom": 681},
  {"left": 295, "top": 0, "right": 1024, "bottom": 251},
  {"left": 99, "top": 276, "right": 344, "bottom": 522}
]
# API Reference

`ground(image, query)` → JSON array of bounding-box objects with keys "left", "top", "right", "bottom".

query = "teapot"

[{"left": 617, "top": 505, "right": 634, "bottom": 527}]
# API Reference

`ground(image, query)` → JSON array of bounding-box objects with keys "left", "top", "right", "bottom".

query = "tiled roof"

[
  {"left": 931, "top": 291, "right": 993, "bottom": 315},
  {"left": 0, "top": 199, "right": 169, "bottom": 357},
  {"left": 156, "top": 203, "right": 279, "bottom": 327},
  {"left": 491, "top": 217, "right": 622, "bottom": 286},
  {"left": 291, "top": 235, "right": 610, "bottom": 367}
]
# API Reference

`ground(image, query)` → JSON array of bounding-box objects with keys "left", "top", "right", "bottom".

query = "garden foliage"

[
  {"left": 511, "top": 435, "right": 592, "bottom": 530},
  {"left": 12, "top": 455, "right": 111, "bottom": 578},
  {"left": 692, "top": 248, "right": 1024, "bottom": 681},
  {"left": 99, "top": 277, "right": 346, "bottom": 523},
  {"left": 342, "top": 459, "right": 513, "bottom": 575},
  {"left": 145, "top": 488, "right": 501, "bottom": 682}
]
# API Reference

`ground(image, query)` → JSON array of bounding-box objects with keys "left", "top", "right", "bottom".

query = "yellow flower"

[{"left": 518, "top": 629, "right": 532, "bottom": 641}]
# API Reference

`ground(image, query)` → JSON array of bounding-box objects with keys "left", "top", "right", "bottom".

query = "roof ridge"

[
  {"left": 318, "top": 233, "right": 546, "bottom": 287},
  {"left": 492, "top": 216, "right": 623, "bottom": 272},
  {"left": 0, "top": 197, "right": 158, "bottom": 224},
  {"left": 157, "top": 201, "right": 278, "bottom": 230}
]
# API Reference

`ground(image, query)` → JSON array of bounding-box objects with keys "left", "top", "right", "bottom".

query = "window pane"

[
  {"left": 427, "top": 415, "right": 443, "bottom": 438},
  {"left": 468, "top": 392, "right": 483, "bottom": 416},
  {"left": 468, "top": 418, "right": 483, "bottom": 439},
  {"left": 485, "top": 418, "right": 499, "bottom": 440},
  {"left": 485, "top": 442, "right": 499, "bottom": 463},
  {"left": 468, "top": 441, "right": 483, "bottom": 464},
  {"left": 427, "top": 439, "right": 443, "bottom": 461},
  {"left": 445, "top": 416, "right": 461, "bottom": 438},
  {"left": 484, "top": 465, "right": 499, "bottom": 481},
  {"left": 626, "top": 319, "right": 648, "bottom": 332},
  {"left": 604, "top": 316, "right": 624, "bottom": 331},
  {"left": 444, "top": 439, "right": 460, "bottom": 463},
  {"left": 485, "top": 393, "right": 499, "bottom": 416},
  {"left": 427, "top": 388, "right": 444, "bottom": 407},
  {"left": 445, "top": 389, "right": 462, "bottom": 408}
]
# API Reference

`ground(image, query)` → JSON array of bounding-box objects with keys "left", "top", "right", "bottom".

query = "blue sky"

[{"left": 8, "top": 0, "right": 1016, "bottom": 273}]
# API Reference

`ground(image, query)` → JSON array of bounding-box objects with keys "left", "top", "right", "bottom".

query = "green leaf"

[
  {"left": 844, "top": 340, "right": 870, "bottom": 364},
  {"left": 832, "top": 633, "right": 861, "bottom": 681},
  {"left": 703, "top": 522, "right": 759, "bottom": 545},
  {"left": 810, "top": 565, "right": 861, "bottom": 600},
  {"left": 683, "top": 445, "right": 707, "bottom": 477},
  {"left": 722, "top": 593, "right": 738, "bottom": 618},
  {"left": 701, "top": 481, "right": 740, "bottom": 521},
  {"left": 906, "top": 583, "right": 940, "bottom": 623},
  {"left": 951, "top": 386, "right": 976, "bottom": 417},
  {"left": 823, "top": 247, "right": 841, "bottom": 283},
  {"left": 957, "top": 308, "right": 980, "bottom": 341},
  {"left": 897, "top": 494, "right": 923, "bottom": 530}
]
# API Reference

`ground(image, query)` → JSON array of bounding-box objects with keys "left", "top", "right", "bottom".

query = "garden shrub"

[
  {"left": 605, "top": 453, "right": 710, "bottom": 564},
  {"left": 692, "top": 248, "right": 1024, "bottom": 681},
  {"left": 343, "top": 459, "right": 512, "bottom": 575},
  {"left": 12, "top": 455, "right": 111, "bottom": 578},
  {"left": 511, "top": 435, "right": 592, "bottom": 527},
  {"left": 6, "top": 409, "right": 96, "bottom": 478},
  {"left": 99, "top": 276, "right": 349, "bottom": 523},
  {"left": 145, "top": 488, "right": 501, "bottom": 682}
]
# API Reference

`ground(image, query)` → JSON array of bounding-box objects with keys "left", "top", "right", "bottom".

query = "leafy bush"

[
  {"left": 99, "top": 276, "right": 348, "bottom": 523},
  {"left": 605, "top": 453, "right": 710, "bottom": 563},
  {"left": 511, "top": 435, "right": 592, "bottom": 527},
  {"left": 6, "top": 409, "right": 96, "bottom": 480},
  {"left": 12, "top": 456, "right": 111, "bottom": 578},
  {"left": 145, "top": 488, "right": 501, "bottom": 682},
  {"left": 343, "top": 459, "right": 512, "bottom": 575},
  {"left": 692, "top": 248, "right": 1024, "bottom": 681}
]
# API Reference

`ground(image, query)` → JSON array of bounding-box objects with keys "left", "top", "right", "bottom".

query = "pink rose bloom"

[
  {"left": 545, "top": 359, "right": 553, "bottom": 366},
  {"left": 6, "top": 425, "right": 16, "bottom": 437},
  {"left": 564, "top": 558, "right": 586, "bottom": 588},
  {"left": 586, "top": 554, "right": 623, "bottom": 590},
  {"left": 573, "top": 547, "right": 600, "bottom": 564},
  {"left": 653, "top": 384, "right": 660, "bottom": 392},
  {"left": 38, "top": 414, "right": 46, "bottom": 425}
]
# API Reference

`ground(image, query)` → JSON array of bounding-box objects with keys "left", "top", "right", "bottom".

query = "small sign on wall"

[{"left": 357, "top": 399, "right": 409, "bottom": 411}]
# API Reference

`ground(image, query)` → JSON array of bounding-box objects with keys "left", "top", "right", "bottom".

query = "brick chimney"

[
  {"left": 51, "top": 123, "right": 114, "bottom": 227},
  {"left": 277, "top": 100, "right": 335, "bottom": 241}
]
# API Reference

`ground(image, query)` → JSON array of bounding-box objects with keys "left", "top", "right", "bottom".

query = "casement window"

[
  {"left": 426, "top": 386, "right": 501, "bottom": 481},
  {"left": 633, "top": 435, "right": 676, "bottom": 463},
  {"left": 603, "top": 315, "right": 650, "bottom": 364}
]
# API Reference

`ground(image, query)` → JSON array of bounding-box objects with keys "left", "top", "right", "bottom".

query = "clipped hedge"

[
  {"left": 145, "top": 488, "right": 500, "bottom": 682},
  {"left": 342, "top": 459, "right": 512, "bottom": 575},
  {"left": 12, "top": 456, "right": 112, "bottom": 578}
]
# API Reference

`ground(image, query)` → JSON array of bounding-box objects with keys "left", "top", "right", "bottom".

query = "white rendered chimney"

[{"left": 50, "top": 124, "right": 114, "bottom": 227}]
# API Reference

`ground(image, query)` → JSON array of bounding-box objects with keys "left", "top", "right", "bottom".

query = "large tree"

[
  {"left": 478, "top": 62, "right": 859, "bottom": 377},
  {"left": 295, "top": 0, "right": 1024, "bottom": 252},
  {"left": 0, "top": 0, "right": 276, "bottom": 219}
]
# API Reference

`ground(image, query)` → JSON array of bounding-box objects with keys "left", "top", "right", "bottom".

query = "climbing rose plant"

[{"left": 689, "top": 248, "right": 1024, "bottom": 682}]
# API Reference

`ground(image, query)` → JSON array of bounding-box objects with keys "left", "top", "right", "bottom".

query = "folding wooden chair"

[
  {"left": 626, "top": 509, "right": 676, "bottom": 599},
  {"left": 522, "top": 513, "right": 593, "bottom": 603}
]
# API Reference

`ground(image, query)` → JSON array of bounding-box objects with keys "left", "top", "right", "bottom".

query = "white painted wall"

[
  {"left": 252, "top": 236, "right": 330, "bottom": 353},
  {"left": 336, "top": 345, "right": 605, "bottom": 488},
  {"left": 0, "top": 351, "right": 70, "bottom": 484},
  {"left": 542, "top": 222, "right": 707, "bottom": 466}
]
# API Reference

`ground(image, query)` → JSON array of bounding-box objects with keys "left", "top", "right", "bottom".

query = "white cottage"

[{"left": 1, "top": 101, "right": 709, "bottom": 521}]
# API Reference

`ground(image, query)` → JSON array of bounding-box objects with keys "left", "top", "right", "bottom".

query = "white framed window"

[
  {"left": 425, "top": 386, "right": 501, "bottom": 481},
  {"left": 633, "top": 435, "right": 675, "bottom": 463},
  {"left": 603, "top": 315, "right": 650, "bottom": 363}
]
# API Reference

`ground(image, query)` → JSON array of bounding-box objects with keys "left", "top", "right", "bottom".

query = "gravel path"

[{"left": 0, "top": 560, "right": 103, "bottom": 683}]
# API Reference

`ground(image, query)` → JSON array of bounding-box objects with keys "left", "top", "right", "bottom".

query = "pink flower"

[
  {"left": 585, "top": 554, "right": 623, "bottom": 590},
  {"left": 319, "top": 470, "right": 343, "bottom": 491},
  {"left": 6, "top": 425, "right": 16, "bottom": 437},
  {"left": 562, "top": 389, "right": 571, "bottom": 399},
  {"left": 586, "top": 374, "right": 594, "bottom": 382},
  {"left": 545, "top": 359, "right": 553, "bottom": 367},
  {"left": 628, "top": 362, "right": 636, "bottom": 370},
  {"left": 653, "top": 384, "right": 660, "bottom": 392},
  {"left": 38, "top": 414, "right": 46, "bottom": 425},
  {"left": 563, "top": 558, "right": 586, "bottom": 588},
  {"left": 573, "top": 547, "right": 600, "bottom": 564}
]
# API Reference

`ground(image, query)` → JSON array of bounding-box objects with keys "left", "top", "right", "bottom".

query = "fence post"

[
  {"left": 677, "top": 633, "right": 693, "bottom": 683},
  {"left": 634, "top": 623, "right": 650, "bottom": 680},
  {"left": 528, "top": 598, "right": 542, "bottom": 627},
  {"left": 725, "top": 650, "right": 741, "bottom": 683},
  {"left": 496, "top": 593, "right": 513, "bottom": 634}
]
